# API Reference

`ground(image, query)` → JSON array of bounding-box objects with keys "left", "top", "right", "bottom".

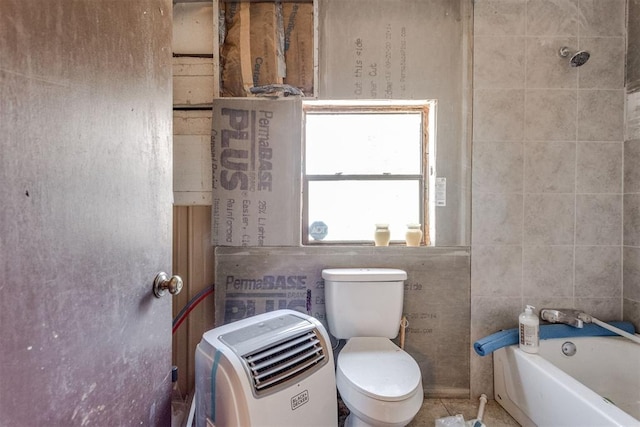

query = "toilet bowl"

[
  {"left": 322, "top": 268, "right": 424, "bottom": 427},
  {"left": 337, "top": 338, "right": 423, "bottom": 427}
]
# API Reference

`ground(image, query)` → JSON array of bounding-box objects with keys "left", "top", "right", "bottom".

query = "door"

[{"left": 0, "top": 1, "right": 174, "bottom": 425}]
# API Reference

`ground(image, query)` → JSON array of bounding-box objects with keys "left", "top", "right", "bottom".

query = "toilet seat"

[
  {"left": 336, "top": 337, "right": 423, "bottom": 426},
  {"left": 337, "top": 337, "right": 422, "bottom": 401}
]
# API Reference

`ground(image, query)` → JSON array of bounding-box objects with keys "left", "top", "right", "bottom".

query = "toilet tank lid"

[{"left": 322, "top": 268, "right": 407, "bottom": 281}]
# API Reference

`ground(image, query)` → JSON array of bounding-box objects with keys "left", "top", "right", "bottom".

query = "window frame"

[{"left": 302, "top": 100, "right": 432, "bottom": 245}]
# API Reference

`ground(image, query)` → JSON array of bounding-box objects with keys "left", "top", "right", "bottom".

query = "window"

[{"left": 303, "top": 100, "right": 434, "bottom": 244}]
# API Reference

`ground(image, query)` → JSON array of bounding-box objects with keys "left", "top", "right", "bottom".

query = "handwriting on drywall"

[
  {"left": 352, "top": 24, "right": 408, "bottom": 98},
  {"left": 405, "top": 311, "right": 436, "bottom": 335}
]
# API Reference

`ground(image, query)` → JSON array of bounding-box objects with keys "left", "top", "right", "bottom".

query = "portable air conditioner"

[{"left": 195, "top": 309, "right": 338, "bottom": 427}]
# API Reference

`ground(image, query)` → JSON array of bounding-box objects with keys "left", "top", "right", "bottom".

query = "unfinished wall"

[
  {"left": 208, "top": 0, "right": 473, "bottom": 398},
  {"left": 317, "top": 0, "right": 472, "bottom": 246},
  {"left": 215, "top": 246, "right": 471, "bottom": 397},
  {"left": 172, "top": 0, "right": 474, "bottom": 398},
  {"left": 174, "top": 0, "right": 473, "bottom": 246},
  {"left": 172, "top": 2, "right": 218, "bottom": 396}
]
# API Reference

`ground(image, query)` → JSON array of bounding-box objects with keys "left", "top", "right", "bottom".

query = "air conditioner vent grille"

[{"left": 242, "top": 329, "right": 326, "bottom": 394}]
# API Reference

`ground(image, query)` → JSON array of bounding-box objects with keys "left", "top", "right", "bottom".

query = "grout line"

[
  {"left": 521, "top": 0, "right": 528, "bottom": 310},
  {"left": 621, "top": 136, "right": 625, "bottom": 316},
  {"left": 573, "top": 0, "right": 580, "bottom": 304}
]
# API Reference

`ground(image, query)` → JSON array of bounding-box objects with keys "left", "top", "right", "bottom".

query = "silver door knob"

[{"left": 153, "top": 272, "right": 183, "bottom": 298}]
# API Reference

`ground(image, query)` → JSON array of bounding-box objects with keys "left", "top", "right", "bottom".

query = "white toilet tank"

[{"left": 322, "top": 268, "right": 407, "bottom": 339}]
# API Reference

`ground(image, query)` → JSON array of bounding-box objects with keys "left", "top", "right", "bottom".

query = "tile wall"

[
  {"left": 624, "top": 0, "right": 640, "bottom": 326},
  {"left": 471, "top": 0, "right": 627, "bottom": 397}
]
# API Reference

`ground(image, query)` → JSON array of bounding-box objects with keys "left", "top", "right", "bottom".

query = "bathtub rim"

[{"left": 493, "top": 338, "right": 640, "bottom": 427}]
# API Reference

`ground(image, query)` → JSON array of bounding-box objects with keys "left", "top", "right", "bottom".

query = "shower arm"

[{"left": 558, "top": 46, "right": 590, "bottom": 67}]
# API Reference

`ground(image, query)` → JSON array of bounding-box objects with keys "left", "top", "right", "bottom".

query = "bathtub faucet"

[{"left": 540, "top": 308, "right": 590, "bottom": 328}]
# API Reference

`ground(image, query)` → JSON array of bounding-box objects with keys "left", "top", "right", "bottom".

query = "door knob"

[{"left": 153, "top": 272, "right": 183, "bottom": 298}]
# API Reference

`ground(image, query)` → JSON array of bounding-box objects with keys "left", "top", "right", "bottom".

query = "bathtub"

[{"left": 493, "top": 336, "right": 640, "bottom": 427}]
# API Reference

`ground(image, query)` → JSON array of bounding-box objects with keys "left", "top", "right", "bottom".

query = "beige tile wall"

[
  {"left": 471, "top": 0, "right": 627, "bottom": 397},
  {"left": 623, "top": 0, "right": 640, "bottom": 328}
]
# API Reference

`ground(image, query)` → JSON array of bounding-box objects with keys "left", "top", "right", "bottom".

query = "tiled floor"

[
  {"left": 408, "top": 398, "right": 520, "bottom": 426},
  {"left": 338, "top": 397, "right": 520, "bottom": 426}
]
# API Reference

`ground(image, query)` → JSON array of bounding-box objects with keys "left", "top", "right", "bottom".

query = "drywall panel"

[
  {"left": 317, "top": 0, "right": 472, "bottom": 246},
  {"left": 211, "top": 97, "right": 302, "bottom": 246},
  {"left": 173, "top": 2, "right": 214, "bottom": 55},
  {"left": 214, "top": 246, "right": 471, "bottom": 397}
]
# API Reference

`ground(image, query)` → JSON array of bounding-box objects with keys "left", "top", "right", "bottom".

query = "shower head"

[
  {"left": 559, "top": 46, "right": 590, "bottom": 67},
  {"left": 570, "top": 51, "right": 590, "bottom": 67}
]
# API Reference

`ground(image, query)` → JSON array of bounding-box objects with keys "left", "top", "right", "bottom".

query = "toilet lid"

[{"left": 338, "top": 337, "right": 422, "bottom": 402}]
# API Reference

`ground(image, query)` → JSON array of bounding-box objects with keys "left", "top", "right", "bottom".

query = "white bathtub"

[{"left": 493, "top": 336, "right": 640, "bottom": 427}]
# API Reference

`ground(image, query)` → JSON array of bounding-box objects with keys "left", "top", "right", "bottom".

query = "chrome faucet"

[{"left": 540, "top": 308, "right": 589, "bottom": 328}]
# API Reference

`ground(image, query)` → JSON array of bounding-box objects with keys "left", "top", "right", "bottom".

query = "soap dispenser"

[{"left": 519, "top": 305, "right": 539, "bottom": 353}]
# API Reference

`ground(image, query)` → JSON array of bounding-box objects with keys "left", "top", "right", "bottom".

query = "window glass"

[
  {"left": 307, "top": 180, "right": 421, "bottom": 242},
  {"left": 303, "top": 101, "right": 429, "bottom": 244},
  {"left": 305, "top": 113, "right": 422, "bottom": 175}
]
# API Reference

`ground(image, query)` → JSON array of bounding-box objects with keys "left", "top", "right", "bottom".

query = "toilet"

[{"left": 322, "top": 268, "right": 424, "bottom": 427}]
